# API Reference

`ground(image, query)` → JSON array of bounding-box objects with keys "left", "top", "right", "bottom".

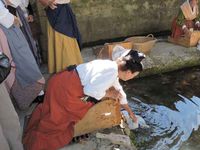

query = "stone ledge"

[{"left": 81, "top": 41, "right": 200, "bottom": 77}]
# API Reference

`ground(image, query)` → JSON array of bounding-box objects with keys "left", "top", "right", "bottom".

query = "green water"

[{"left": 123, "top": 66, "right": 200, "bottom": 150}]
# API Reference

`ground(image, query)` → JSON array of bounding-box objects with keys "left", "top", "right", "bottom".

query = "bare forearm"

[
  {"left": 38, "top": 0, "right": 49, "bottom": 7},
  {"left": 121, "top": 104, "right": 134, "bottom": 115},
  {"left": 121, "top": 104, "right": 137, "bottom": 122}
]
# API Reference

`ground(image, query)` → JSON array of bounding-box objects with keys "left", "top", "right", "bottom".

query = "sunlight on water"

[{"left": 129, "top": 95, "right": 200, "bottom": 150}]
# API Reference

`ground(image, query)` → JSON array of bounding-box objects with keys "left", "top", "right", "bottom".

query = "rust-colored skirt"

[{"left": 23, "top": 70, "right": 93, "bottom": 150}]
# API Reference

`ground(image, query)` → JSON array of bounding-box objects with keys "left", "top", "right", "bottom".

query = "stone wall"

[
  {"left": 71, "top": 0, "right": 179, "bottom": 42},
  {"left": 35, "top": 0, "right": 181, "bottom": 61}
]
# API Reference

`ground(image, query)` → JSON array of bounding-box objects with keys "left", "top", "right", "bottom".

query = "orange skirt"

[{"left": 23, "top": 70, "right": 93, "bottom": 150}]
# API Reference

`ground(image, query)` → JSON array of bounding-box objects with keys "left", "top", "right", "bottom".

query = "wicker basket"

[
  {"left": 168, "top": 31, "right": 200, "bottom": 47},
  {"left": 125, "top": 34, "right": 157, "bottom": 54}
]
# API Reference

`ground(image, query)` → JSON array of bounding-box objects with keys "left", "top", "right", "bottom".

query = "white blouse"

[
  {"left": 5, "top": 0, "right": 21, "bottom": 8},
  {"left": 77, "top": 60, "right": 128, "bottom": 104},
  {"left": 0, "top": 1, "right": 14, "bottom": 28},
  {"left": 56, "top": 0, "right": 70, "bottom": 4}
]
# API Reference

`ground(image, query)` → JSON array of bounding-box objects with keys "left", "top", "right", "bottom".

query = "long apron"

[
  {"left": 0, "top": 24, "right": 45, "bottom": 110},
  {"left": 46, "top": 4, "right": 83, "bottom": 73}
]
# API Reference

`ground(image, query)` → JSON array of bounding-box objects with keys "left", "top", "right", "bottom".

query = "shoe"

[{"left": 32, "top": 94, "right": 45, "bottom": 104}]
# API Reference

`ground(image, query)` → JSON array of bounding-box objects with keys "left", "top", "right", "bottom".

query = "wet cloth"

[
  {"left": 0, "top": 24, "right": 43, "bottom": 88},
  {"left": 23, "top": 70, "right": 93, "bottom": 150},
  {"left": 121, "top": 110, "right": 150, "bottom": 130},
  {"left": 0, "top": 83, "right": 23, "bottom": 150}
]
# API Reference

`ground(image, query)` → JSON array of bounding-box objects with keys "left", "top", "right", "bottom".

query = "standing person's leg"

[{"left": 0, "top": 83, "right": 23, "bottom": 150}]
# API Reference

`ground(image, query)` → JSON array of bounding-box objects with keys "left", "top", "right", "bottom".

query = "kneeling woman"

[{"left": 23, "top": 49, "right": 145, "bottom": 150}]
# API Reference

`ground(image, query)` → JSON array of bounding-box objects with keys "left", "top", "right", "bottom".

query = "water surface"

[{"left": 123, "top": 66, "right": 200, "bottom": 150}]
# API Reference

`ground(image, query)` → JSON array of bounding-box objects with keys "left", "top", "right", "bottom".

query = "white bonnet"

[{"left": 111, "top": 45, "right": 131, "bottom": 61}]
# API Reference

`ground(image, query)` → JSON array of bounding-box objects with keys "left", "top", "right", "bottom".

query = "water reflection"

[
  {"left": 123, "top": 67, "right": 200, "bottom": 150},
  {"left": 129, "top": 95, "right": 200, "bottom": 150}
]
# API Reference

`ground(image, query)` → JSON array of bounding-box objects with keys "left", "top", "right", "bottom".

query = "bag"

[{"left": 0, "top": 52, "right": 11, "bottom": 84}]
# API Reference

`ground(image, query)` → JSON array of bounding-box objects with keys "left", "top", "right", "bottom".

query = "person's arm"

[
  {"left": 112, "top": 79, "right": 138, "bottom": 123},
  {"left": 38, "top": 0, "right": 49, "bottom": 6},
  {"left": 121, "top": 104, "right": 137, "bottom": 123},
  {"left": 38, "top": 0, "right": 57, "bottom": 9}
]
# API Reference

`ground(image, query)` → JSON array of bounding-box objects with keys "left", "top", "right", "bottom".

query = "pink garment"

[{"left": 0, "top": 28, "right": 16, "bottom": 92}]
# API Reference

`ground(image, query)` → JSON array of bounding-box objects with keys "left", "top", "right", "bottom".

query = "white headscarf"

[{"left": 111, "top": 45, "right": 131, "bottom": 61}]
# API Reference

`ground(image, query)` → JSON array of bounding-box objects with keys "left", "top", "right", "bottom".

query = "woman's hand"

[
  {"left": 48, "top": 0, "right": 57, "bottom": 10},
  {"left": 27, "top": 15, "right": 34, "bottom": 22},
  {"left": 14, "top": 16, "right": 20, "bottom": 27},
  {"left": 129, "top": 112, "right": 138, "bottom": 123},
  {"left": 121, "top": 104, "right": 138, "bottom": 123}
]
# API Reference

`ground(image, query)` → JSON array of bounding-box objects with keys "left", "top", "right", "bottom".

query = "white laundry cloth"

[{"left": 121, "top": 110, "right": 150, "bottom": 130}]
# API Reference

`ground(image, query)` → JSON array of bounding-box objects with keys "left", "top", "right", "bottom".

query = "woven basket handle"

[
  {"left": 146, "top": 34, "right": 154, "bottom": 38},
  {"left": 97, "top": 43, "right": 109, "bottom": 58}
]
